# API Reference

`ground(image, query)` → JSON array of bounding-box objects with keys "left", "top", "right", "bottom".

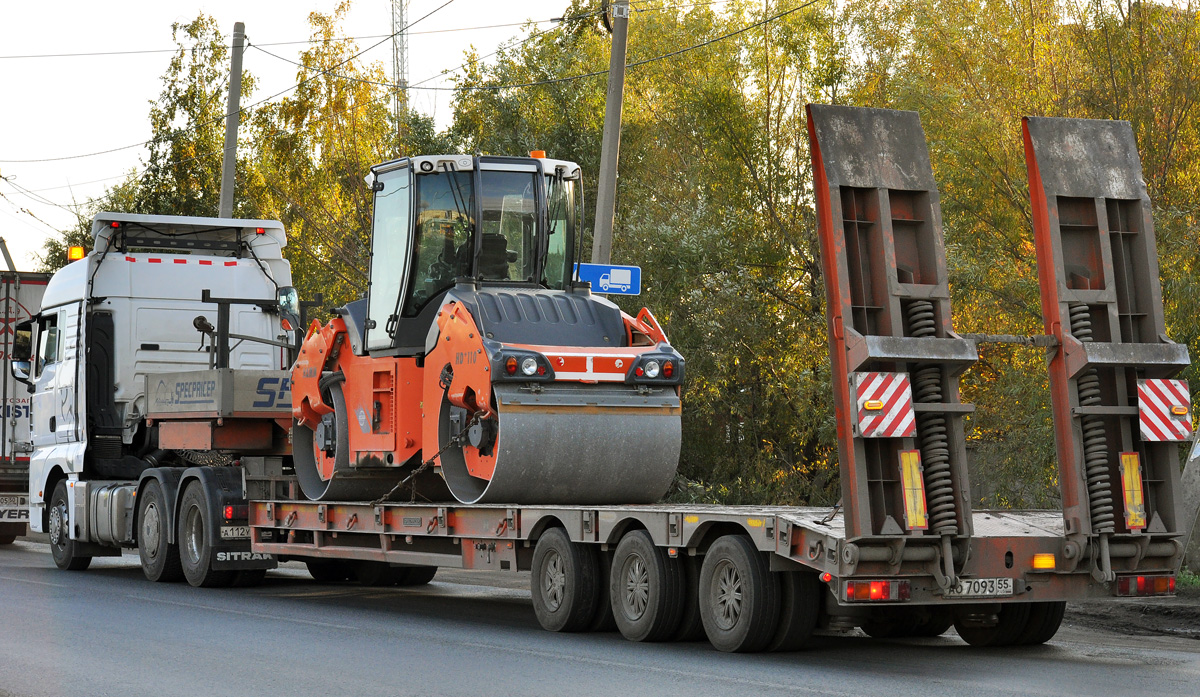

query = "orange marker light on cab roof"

[
  {"left": 530, "top": 150, "right": 546, "bottom": 159},
  {"left": 67, "top": 246, "right": 85, "bottom": 261}
]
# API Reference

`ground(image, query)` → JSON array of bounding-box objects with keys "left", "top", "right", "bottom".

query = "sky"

[{"left": 0, "top": 0, "right": 572, "bottom": 270}]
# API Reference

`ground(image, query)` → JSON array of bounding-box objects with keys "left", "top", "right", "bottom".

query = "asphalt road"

[{"left": 2, "top": 538, "right": 1198, "bottom": 697}]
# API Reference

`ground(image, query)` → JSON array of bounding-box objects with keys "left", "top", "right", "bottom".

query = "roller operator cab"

[
  {"left": 292, "top": 154, "right": 685, "bottom": 505},
  {"left": 10, "top": 213, "right": 296, "bottom": 572}
]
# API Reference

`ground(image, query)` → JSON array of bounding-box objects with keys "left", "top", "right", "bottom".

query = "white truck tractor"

[{"left": 11, "top": 213, "right": 297, "bottom": 580}]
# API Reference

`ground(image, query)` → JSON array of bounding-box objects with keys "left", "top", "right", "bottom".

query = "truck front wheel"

[
  {"left": 48, "top": 481, "right": 91, "bottom": 571},
  {"left": 179, "top": 482, "right": 235, "bottom": 588},
  {"left": 137, "top": 480, "right": 183, "bottom": 582}
]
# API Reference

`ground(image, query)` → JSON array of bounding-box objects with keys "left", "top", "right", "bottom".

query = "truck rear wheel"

[
  {"left": 611, "top": 529, "right": 683, "bottom": 642},
  {"left": 48, "top": 480, "right": 91, "bottom": 571},
  {"left": 0, "top": 533, "right": 15, "bottom": 545},
  {"left": 179, "top": 482, "right": 235, "bottom": 588},
  {"left": 699, "top": 534, "right": 779, "bottom": 652},
  {"left": 1016, "top": 601, "right": 1066, "bottom": 645},
  {"left": 531, "top": 527, "right": 599, "bottom": 632},
  {"left": 768, "top": 571, "right": 820, "bottom": 651},
  {"left": 954, "top": 603, "right": 1032, "bottom": 647},
  {"left": 138, "top": 480, "right": 183, "bottom": 582}
]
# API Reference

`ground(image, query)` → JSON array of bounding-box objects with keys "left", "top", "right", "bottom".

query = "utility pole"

[
  {"left": 591, "top": 0, "right": 630, "bottom": 266},
  {"left": 218, "top": 21, "right": 246, "bottom": 219},
  {"left": 392, "top": 0, "right": 410, "bottom": 153}
]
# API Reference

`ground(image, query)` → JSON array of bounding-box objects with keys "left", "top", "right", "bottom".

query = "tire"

[
  {"left": 0, "top": 534, "right": 16, "bottom": 546},
  {"left": 138, "top": 479, "right": 183, "bottom": 582},
  {"left": 699, "top": 535, "right": 779, "bottom": 653},
  {"left": 48, "top": 480, "right": 91, "bottom": 571},
  {"left": 587, "top": 549, "right": 617, "bottom": 632},
  {"left": 954, "top": 603, "right": 1032, "bottom": 647},
  {"left": 306, "top": 559, "right": 351, "bottom": 582},
  {"left": 673, "top": 554, "right": 706, "bottom": 641},
  {"left": 1016, "top": 601, "right": 1066, "bottom": 645},
  {"left": 178, "top": 482, "right": 235, "bottom": 588},
  {"left": 231, "top": 569, "right": 267, "bottom": 587},
  {"left": 396, "top": 565, "right": 437, "bottom": 586},
  {"left": 768, "top": 571, "right": 820, "bottom": 651},
  {"left": 531, "top": 527, "right": 600, "bottom": 632},
  {"left": 355, "top": 561, "right": 404, "bottom": 586},
  {"left": 912, "top": 608, "right": 955, "bottom": 638},
  {"left": 611, "top": 530, "right": 684, "bottom": 642},
  {"left": 862, "top": 607, "right": 953, "bottom": 639}
]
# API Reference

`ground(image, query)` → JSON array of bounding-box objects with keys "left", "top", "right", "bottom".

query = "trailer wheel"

[
  {"left": 531, "top": 527, "right": 600, "bottom": 632},
  {"left": 0, "top": 533, "right": 15, "bottom": 545},
  {"left": 862, "top": 607, "right": 952, "bottom": 639},
  {"left": 48, "top": 480, "right": 91, "bottom": 571},
  {"left": 396, "top": 565, "right": 437, "bottom": 586},
  {"left": 355, "top": 561, "right": 405, "bottom": 586},
  {"left": 137, "top": 479, "right": 183, "bottom": 582},
  {"left": 587, "top": 548, "right": 617, "bottom": 632},
  {"left": 305, "top": 560, "right": 351, "bottom": 582},
  {"left": 672, "top": 554, "right": 706, "bottom": 641},
  {"left": 954, "top": 603, "right": 1032, "bottom": 647},
  {"left": 179, "top": 482, "right": 235, "bottom": 588},
  {"left": 699, "top": 534, "right": 779, "bottom": 652},
  {"left": 1016, "top": 601, "right": 1065, "bottom": 645},
  {"left": 768, "top": 571, "right": 820, "bottom": 651},
  {"left": 611, "top": 529, "right": 683, "bottom": 642}
]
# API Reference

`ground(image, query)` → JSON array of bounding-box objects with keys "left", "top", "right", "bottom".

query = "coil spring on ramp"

[
  {"left": 1069, "top": 303, "right": 1115, "bottom": 533},
  {"left": 906, "top": 300, "right": 958, "bottom": 535}
]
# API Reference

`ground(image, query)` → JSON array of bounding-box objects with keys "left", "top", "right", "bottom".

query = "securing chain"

[{"left": 370, "top": 412, "right": 483, "bottom": 506}]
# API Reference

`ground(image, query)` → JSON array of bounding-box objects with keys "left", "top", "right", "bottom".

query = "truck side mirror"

[{"left": 9, "top": 318, "right": 33, "bottom": 385}]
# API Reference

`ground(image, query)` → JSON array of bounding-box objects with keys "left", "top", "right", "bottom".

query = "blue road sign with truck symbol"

[{"left": 573, "top": 263, "right": 641, "bottom": 295}]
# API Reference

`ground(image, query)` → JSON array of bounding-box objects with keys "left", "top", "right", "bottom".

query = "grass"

[{"left": 1178, "top": 567, "right": 1200, "bottom": 592}]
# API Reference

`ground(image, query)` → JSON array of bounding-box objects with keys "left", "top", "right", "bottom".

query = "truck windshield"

[
  {"left": 478, "top": 170, "right": 538, "bottom": 283},
  {"left": 403, "top": 170, "right": 475, "bottom": 317}
]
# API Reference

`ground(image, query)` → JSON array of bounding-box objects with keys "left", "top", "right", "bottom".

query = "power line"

[
  {"left": 0, "top": 0, "right": 458, "bottom": 165},
  {"left": 0, "top": 18, "right": 570, "bottom": 61}
]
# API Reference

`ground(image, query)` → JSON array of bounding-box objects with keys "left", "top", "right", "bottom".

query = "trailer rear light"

[
  {"left": 820, "top": 572, "right": 833, "bottom": 583},
  {"left": 844, "top": 579, "right": 910, "bottom": 602},
  {"left": 864, "top": 400, "right": 884, "bottom": 411},
  {"left": 1172, "top": 405, "right": 1189, "bottom": 416},
  {"left": 223, "top": 505, "right": 249, "bottom": 521},
  {"left": 1032, "top": 553, "right": 1056, "bottom": 570},
  {"left": 1116, "top": 574, "right": 1175, "bottom": 597}
]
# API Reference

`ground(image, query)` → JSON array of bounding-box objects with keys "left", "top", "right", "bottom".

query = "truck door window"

[
  {"left": 479, "top": 170, "right": 538, "bottom": 282},
  {"left": 403, "top": 170, "right": 475, "bottom": 318},
  {"left": 37, "top": 316, "right": 59, "bottom": 374},
  {"left": 367, "top": 167, "right": 414, "bottom": 348}
]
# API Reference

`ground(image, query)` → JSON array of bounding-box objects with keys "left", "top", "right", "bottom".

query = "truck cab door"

[
  {"left": 53, "top": 302, "right": 81, "bottom": 444},
  {"left": 30, "top": 311, "right": 61, "bottom": 448}
]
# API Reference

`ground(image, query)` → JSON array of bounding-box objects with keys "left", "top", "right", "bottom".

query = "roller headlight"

[
  {"left": 644, "top": 360, "right": 661, "bottom": 379},
  {"left": 521, "top": 357, "right": 539, "bottom": 376}
]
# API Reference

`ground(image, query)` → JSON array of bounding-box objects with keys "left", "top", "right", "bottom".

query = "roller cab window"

[{"left": 403, "top": 170, "right": 476, "bottom": 318}]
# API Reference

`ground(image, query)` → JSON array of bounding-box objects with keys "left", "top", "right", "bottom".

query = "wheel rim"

[
  {"left": 49, "top": 499, "right": 66, "bottom": 547},
  {"left": 184, "top": 506, "right": 203, "bottom": 565},
  {"left": 621, "top": 553, "right": 650, "bottom": 620},
  {"left": 712, "top": 559, "right": 743, "bottom": 631},
  {"left": 542, "top": 550, "right": 566, "bottom": 612},
  {"left": 142, "top": 502, "right": 162, "bottom": 560}
]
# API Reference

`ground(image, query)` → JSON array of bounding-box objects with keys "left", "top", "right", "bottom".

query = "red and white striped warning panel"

[
  {"left": 1137, "top": 379, "right": 1191, "bottom": 442},
  {"left": 851, "top": 372, "right": 916, "bottom": 439}
]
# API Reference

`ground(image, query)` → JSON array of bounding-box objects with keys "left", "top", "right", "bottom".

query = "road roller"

[{"left": 291, "top": 154, "right": 684, "bottom": 504}]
